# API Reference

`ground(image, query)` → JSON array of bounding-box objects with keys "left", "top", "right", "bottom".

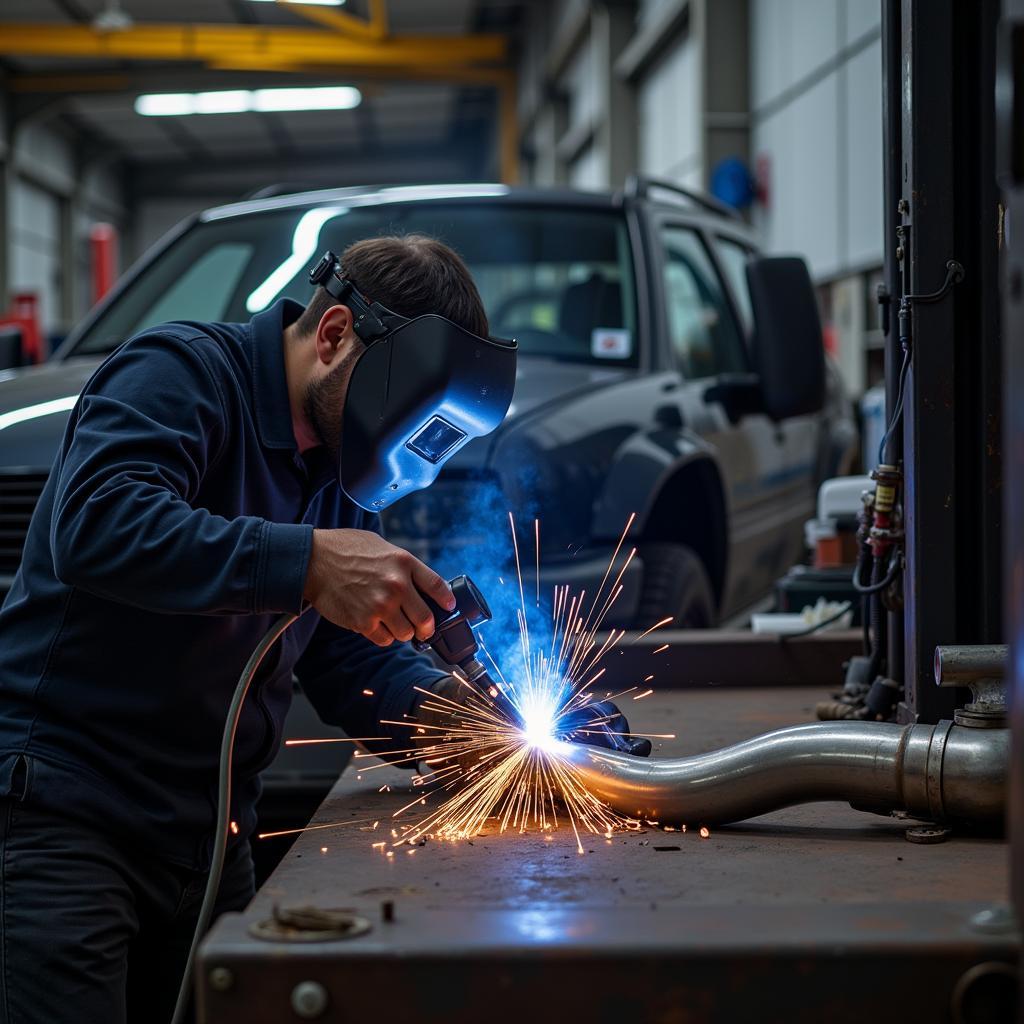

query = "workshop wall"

[
  {"left": 750, "top": 0, "right": 883, "bottom": 278},
  {"left": 3, "top": 118, "right": 126, "bottom": 346}
]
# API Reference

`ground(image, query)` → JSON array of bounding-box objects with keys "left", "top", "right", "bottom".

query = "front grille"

[{"left": 0, "top": 471, "right": 49, "bottom": 577}]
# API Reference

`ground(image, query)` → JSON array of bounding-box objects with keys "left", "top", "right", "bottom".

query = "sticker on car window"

[{"left": 591, "top": 328, "right": 632, "bottom": 359}]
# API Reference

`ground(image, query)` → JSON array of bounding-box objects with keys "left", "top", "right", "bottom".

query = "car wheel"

[{"left": 636, "top": 544, "right": 717, "bottom": 629}]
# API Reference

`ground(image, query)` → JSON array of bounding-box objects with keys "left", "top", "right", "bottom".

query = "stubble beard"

[{"left": 303, "top": 349, "right": 360, "bottom": 467}]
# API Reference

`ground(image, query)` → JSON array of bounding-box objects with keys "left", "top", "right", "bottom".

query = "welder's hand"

[
  {"left": 561, "top": 700, "right": 652, "bottom": 756},
  {"left": 303, "top": 528, "right": 455, "bottom": 646}
]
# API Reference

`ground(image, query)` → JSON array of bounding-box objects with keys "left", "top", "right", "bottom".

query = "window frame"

[{"left": 655, "top": 219, "right": 752, "bottom": 381}]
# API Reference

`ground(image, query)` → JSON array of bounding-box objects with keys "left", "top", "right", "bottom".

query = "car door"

[
  {"left": 710, "top": 232, "right": 821, "bottom": 578},
  {"left": 653, "top": 220, "right": 794, "bottom": 615}
]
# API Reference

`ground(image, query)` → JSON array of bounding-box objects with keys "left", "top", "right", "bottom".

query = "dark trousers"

[{"left": 0, "top": 799, "right": 254, "bottom": 1024}]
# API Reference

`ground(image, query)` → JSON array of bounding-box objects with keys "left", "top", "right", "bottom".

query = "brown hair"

[{"left": 296, "top": 233, "right": 489, "bottom": 338}]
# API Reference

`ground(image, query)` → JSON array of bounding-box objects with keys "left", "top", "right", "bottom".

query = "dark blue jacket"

[{"left": 0, "top": 299, "right": 445, "bottom": 868}]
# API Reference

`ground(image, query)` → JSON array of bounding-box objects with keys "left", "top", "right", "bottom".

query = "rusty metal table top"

[{"left": 200, "top": 687, "right": 1015, "bottom": 1023}]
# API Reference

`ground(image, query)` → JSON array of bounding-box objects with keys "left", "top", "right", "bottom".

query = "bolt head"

[
  {"left": 291, "top": 980, "right": 329, "bottom": 1019},
  {"left": 208, "top": 966, "right": 234, "bottom": 992}
]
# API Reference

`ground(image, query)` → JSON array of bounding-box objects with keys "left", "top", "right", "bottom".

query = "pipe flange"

[
  {"left": 954, "top": 706, "right": 1007, "bottom": 729},
  {"left": 925, "top": 720, "right": 954, "bottom": 822}
]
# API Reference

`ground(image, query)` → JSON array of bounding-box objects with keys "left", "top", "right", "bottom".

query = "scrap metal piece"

[{"left": 905, "top": 826, "right": 952, "bottom": 844}]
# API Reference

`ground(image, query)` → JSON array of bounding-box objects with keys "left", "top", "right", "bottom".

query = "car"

[{"left": 0, "top": 177, "right": 856, "bottom": 874}]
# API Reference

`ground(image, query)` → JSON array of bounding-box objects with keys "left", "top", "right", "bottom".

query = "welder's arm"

[
  {"left": 50, "top": 334, "right": 310, "bottom": 614},
  {"left": 295, "top": 616, "right": 449, "bottom": 768}
]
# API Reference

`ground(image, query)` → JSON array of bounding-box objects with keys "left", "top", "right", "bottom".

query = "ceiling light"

[
  {"left": 194, "top": 90, "right": 250, "bottom": 115},
  {"left": 134, "top": 86, "right": 361, "bottom": 117},
  {"left": 135, "top": 93, "right": 194, "bottom": 116},
  {"left": 93, "top": 0, "right": 133, "bottom": 31},
  {"left": 252, "top": 87, "right": 361, "bottom": 112}
]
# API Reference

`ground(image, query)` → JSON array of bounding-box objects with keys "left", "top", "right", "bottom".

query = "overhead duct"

[{"left": 564, "top": 720, "right": 1008, "bottom": 829}]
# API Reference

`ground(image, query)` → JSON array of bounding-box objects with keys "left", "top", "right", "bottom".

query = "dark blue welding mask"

[{"left": 308, "top": 250, "right": 518, "bottom": 512}]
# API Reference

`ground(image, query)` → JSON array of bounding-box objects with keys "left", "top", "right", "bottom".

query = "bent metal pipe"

[{"left": 563, "top": 721, "right": 1008, "bottom": 828}]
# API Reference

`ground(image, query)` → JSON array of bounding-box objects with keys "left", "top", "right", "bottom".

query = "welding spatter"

[{"left": 414, "top": 575, "right": 652, "bottom": 756}]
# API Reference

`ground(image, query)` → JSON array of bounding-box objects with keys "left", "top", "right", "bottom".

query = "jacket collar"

[{"left": 249, "top": 298, "right": 305, "bottom": 451}]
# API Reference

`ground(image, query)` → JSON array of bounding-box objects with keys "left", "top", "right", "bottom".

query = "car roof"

[
  {"left": 200, "top": 183, "right": 622, "bottom": 222},
  {"left": 198, "top": 181, "right": 758, "bottom": 245}
]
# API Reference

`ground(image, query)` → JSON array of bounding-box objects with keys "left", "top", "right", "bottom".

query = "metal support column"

[
  {"left": 997, "top": 1, "right": 1024, "bottom": 1018},
  {"left": 896, "top": 0, "right": 1003, "bottom": 723}
]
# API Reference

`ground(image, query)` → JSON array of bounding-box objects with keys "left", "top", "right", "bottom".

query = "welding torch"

[
  {"left": 414, "top": 575, "right": 522, "bottom": 726},
  {"left": 415, "top": 575, "right": 651, "bottom": 756}
]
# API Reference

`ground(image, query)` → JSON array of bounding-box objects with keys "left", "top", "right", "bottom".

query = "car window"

[
  {"left": 142, "top": 243, "right": 253, "bottom": 326},
  {"left": 659, "top": 226, "right": 746, "bottom": 379},
  {"left": 712, "top": 236, "right": 755, "bottom": 334},
  {"left": 72, "top": 203, "right": 639, "bottom": 367}
]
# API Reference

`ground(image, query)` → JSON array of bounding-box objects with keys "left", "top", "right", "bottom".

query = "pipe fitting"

[{"left": 564, "top": 720, "right": 1007, "bottom": 829}]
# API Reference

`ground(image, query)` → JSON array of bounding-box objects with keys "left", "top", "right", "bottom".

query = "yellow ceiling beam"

[
  {"left": 0, "top": 23, "right": 504, "bottom": 68},
  {"left": 284, "top": 0, "right": 388, "bottom": 40}
]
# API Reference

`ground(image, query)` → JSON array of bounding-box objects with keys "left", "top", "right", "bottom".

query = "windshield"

[{"left": 71, "top": 200, "right": 640, "bottom": 367}]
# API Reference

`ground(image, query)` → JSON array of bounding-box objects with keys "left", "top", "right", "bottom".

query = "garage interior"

[{"left": 0, "top": 1, "right": 1022, "bottom": 1022}]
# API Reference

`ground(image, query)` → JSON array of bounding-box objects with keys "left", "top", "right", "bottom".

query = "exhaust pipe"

[{"left": 565, "top": 720, "right": 1007, "bottom": 828}]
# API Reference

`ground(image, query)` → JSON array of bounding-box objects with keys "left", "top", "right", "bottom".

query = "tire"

[{"left": 636, "top": 543, "right": 717, "bottom": 629}]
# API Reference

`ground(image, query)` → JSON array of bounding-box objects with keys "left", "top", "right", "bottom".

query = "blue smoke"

[{"left": 428, "top": 478, "right": 555, "bottom": 703}]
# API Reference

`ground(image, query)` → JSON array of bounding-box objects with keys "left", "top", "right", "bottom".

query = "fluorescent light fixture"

[
  {"left": 253, "top": 87, "right": 360, "bottom": 112},
  {"left": 0, "top": 396, "right": 78, "bottom": 433},
  {"left": 248, "top": 0, "right": 345, "bottom": 5},
  {"left": 135, "top": 93, "right": 194, "bottom": 117},
  {"left": 135, "top": 86, "right": 361, "bottom": 117},
  {"left": 194, "top": 90, "right": 250, "bottom": 115},
  {"left": 246, "top": 206, "right": 348, "bottom": 313}
]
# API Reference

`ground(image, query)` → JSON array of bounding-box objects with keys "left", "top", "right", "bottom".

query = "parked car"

[
  {"left": 0, "top": 178, "right": 856, "bottom": 875},
  {"left": 0, "top": 178, "right": 855, "bottom": 627}
]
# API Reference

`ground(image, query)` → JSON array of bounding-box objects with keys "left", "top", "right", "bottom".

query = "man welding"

[
  {"left": 0, "top": 234, "right": 519, "bottom": 1023},
  {"left": 0, "top": 231, "right": 645, "bottom": 1024}
]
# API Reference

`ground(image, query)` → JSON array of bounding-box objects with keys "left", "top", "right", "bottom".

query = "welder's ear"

[{"left": 314, "top": 303, "right": 355, "bottom": 367}]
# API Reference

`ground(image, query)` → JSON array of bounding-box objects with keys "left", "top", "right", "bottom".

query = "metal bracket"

[{"left": 905, "top": 259, "right": 966, "bottom": 305}]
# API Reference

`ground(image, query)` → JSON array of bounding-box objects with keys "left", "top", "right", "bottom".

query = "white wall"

[
  {"left": 4, "top": 120, "right": 128, "bottom": 338},
  {"left": 750, "top": 0, "right": 883, "bottom": 281},
  {"left": 637, "top": 35, "right": 703, "bottom": 187},
  {"left": 133, "top": 198, "right": 218, "bottom": 263}
]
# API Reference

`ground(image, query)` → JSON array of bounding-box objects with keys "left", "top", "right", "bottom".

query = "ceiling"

[{"left": 1, "top": 0, "right": 524, "bottom": 200}]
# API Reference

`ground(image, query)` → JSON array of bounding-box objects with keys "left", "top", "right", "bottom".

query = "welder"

[{"left": 0, "top": 233, "right": 641, "bottom": 1024}]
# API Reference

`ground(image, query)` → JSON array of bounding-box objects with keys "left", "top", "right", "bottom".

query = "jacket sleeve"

[
  {"left": 49, "top": 332, "right": 312, "bottom": 614},
  {"left": 294, "top": 618, "right": 448, "bottom": 768}
]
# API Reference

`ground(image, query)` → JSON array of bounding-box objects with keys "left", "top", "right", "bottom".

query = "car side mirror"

[{"left": 745, "top": 256, "right": 825, "bottom": 420}]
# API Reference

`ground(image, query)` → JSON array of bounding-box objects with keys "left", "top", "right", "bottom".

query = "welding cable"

[
  {"left": 171, "top": 609, "right": 305, "bottom": 1024},
  {"left": 876, "top": 345, "right": 911, "bottom": 465},
  {"left": 851, "top": 549, "right": 902, "bottom": 595}
]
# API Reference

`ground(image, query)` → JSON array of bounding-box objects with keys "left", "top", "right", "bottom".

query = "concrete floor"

[{"left": 200, "top": 688, "right": 1014, "bottom": 1023}]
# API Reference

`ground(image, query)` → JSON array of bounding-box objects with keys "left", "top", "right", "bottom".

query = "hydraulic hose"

[
  {"left": 171, "top": 610, "right": 303, "bottom": 1024},
  {"left": 563, "top": 719, "right": 1007, "bottom": 829}
]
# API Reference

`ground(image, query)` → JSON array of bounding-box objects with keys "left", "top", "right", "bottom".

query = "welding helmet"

[{"left": 308, "top": 250, "right": 517, "bottom": 512}]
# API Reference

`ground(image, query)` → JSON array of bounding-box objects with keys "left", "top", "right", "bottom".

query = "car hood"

[
  {"left": 447, "top": 356, "right": 631, "bottom": 470},
  {"left": 0, "top": 358, "right": 102, "bottom": 469},
  {"left": 0, "top": 354, "right": 630, "bottom": 473}
]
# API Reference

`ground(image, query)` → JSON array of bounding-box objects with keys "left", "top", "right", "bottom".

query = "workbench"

[{"left": 200, "top": 685, "right": 1016, "bottom": 1023}]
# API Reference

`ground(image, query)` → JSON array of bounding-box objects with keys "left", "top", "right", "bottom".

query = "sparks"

[{"left": 390, "top": 514, "right": 650, "bottom": 852}]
